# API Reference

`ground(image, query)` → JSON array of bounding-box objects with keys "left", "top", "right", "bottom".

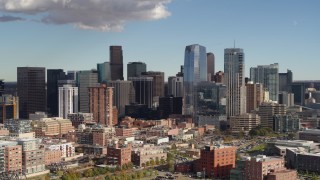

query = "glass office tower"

[{"left": 183, "top": 44, "right": 207, "bottom": 115}]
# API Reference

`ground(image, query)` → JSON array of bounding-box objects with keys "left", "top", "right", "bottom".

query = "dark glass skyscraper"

[
  {"left": 128, "top": 77, "right": 153, "bottom": 108},
  {"left": 17, "top": 67, "right": 46, "bottom": 118},
  {"left": 47, "top": 69, "right": 66, "bottom": 116},
  {"left": 127, "top": 62, "right": 147, "bottom": 79},
  {"left": 97, "top": 62, "right": 111, "bottom": 83},
  {"left": 183, "top": 44, "right": 207, "bottom": 115},
  {"left": 207, "top": 52, "right": 215, "bottom": 80},
  {"left": 110, "top": 46, "right": 124, "bottom": 80},
  {"left": 0, "top": 80, "right": 4, "bottom": 96},
  {"left": 250, "top": 63, "right": 279, "bottom": 102}
]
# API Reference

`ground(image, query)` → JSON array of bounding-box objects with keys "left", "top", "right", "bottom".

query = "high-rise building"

[
  {"left": 278, "top": 92, "right": 294, "bottom": 107},
  {"left": 107, "top": 80, "right": 135, "bottom": 117},
  {"left": 257, "top": 102, "right": 286, "bottom": 129},
  {"left": 0, "top": 94, "right": 19, "bottom": 123},
  {"left": 77, "top": 70, "right": 99, "bottom": 113},
  {"left": 110, "top": 46, "right": 124, "bottom": 80},
  {"left": 213, "top": 71, "right": 224, "bottom": 83},
  {"left": 279, "top": 69, "right": 293, "bottom": 92},
  {"left": 250, "top": 63, "right": 279, "bottom": 102},
  {"left": 17, "top": 67, "right": 46, "bottom": 119},
  {"left": 89, "top": 84, "right": 114, "bottom": 126},
  {"left": 159, "top": 96, "right": 182, "bottom": 118},
  {"left": 97, "top": 62, "right": 111, "bottom": 83},
  {"left": 47, "top": 69, "right": 66, "bottom": 116},
  {"left": 0, "top": 79, "right": 4, "bottom": 96},
  {"left": 58, "top": 84, "right": 78, "bottom": 119},
  {"left": 195, "top": 82, "right": 226, "bottom": 125},
  {"left": 246, "top": 82, "right": 264, "bottom": 113},
  {"left": 141, "top": 71, "right": 165, "bottom": 105},
  {"left": 195, "top": 145, "right": 236, "bottom": 178},
  {"left": 66, "top": 71, "right": 77, "bottom": 81},
  {"left": 229, "top": 113, "right": 260, "bottom": 134},
  {"left": 183, "top": 44, "right": 207, "bottom": 116},
  {"left": 168, "top": 76, "right": 183, "bottom": 97},
  {"left": 127, "top": 62, "right": 147, "bottom": 79},
  {"left": 224, "top": 48, "right": 246, "bottom": 118},
  {"left": 207, "top": 52, "right": 215, "bottom": 81},
  {"left": 128, "top": 77, "right": 153, "bottom": 108}
]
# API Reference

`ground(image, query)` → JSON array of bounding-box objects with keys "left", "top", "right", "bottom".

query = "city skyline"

[{"left": 1, "top": 0, "right": 320, "bottom": 81}]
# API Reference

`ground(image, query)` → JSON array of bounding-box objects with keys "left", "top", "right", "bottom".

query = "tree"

[
  {"left": 150, "top": 159, "right": 155, "bottom": 166},
  {"left": 168, "top": 160, "right": 175, "bottom": 172},
  {"left": 155, "top": 157, "right": 160, "bottom": 165},
  {"left": 160, "top": 158, "right": 166, "bottom": 165},
  {"left": 83, "top": 169, "right": 93, "bottom": 177},
  {"left": 146, "top": 161, "right": 150, "bottom": 167},
  {"left": 238, "top": 130, "right": 245, "bottom": 139}
]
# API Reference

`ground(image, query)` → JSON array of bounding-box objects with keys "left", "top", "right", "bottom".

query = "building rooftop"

[{"left": 300, "top": 129, "right": 320, "bottom": 134}]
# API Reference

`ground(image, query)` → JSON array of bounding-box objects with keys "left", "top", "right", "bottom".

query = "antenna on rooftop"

[{"left": 234, "top": 39, "right": 236, "bottom": 48}]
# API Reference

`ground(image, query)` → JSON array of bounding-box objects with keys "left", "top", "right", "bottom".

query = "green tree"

[
  {"left": 160, "top": 158, "right": 166, "bottom": 165},
  {"left": 168, "top": 160, "right": 175, "bottom": 172},
  {"left": 150, "top": 159, "right": 155, "bottom": 166},
  {"left": 155, "top": 157, "right": 160, "bottom": 165},
  {"left": 146, "top": 161, "right": 150, "bottom": 167},
  {"left": 83, "top": 169, "right": 94, "bottom": 177}
]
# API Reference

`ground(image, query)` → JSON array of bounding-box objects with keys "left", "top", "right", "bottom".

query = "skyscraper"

[
  {"left": 0, "top": 79, "right": 4, "bottom": 96},
  {"left": 77, "top": 70, "right": 99, "bottom": 113},
  {"left": 47, "top": 69, "right": 66, "bottom": 116},
  {"left": 168, "top": 76, "right": 183, "bottom": 97},
  {"left": 224, "top": 48, "right": 246, "bottom": 117},
  {"left": 107, "top": 80, "right": 135, "bottom": 117},
  {"left": 127, "top": 62, "right": 147, "bottom": 79},
  {"left": 279, "top": 69, "right": 293, "bottom": 92},
  {"left": 128, "top": 77, "right": 153, "bottom": 108},
  {"left": 141, "top": 71, "right": 165, "bottom": 106},
  {"left": 110, "top": 46, "right": 124, "bottom": 80},
  {"left": 97, "top": 62, "right": 111, "bottom": 83},
  {"left": 207, "top": 52, "right": 215, "bottom": 81},
  {"left": 58, "top": 85, "right": 79, "bottom": 119},
  {"left": 246, "top": 82, "right": 264, "bottom": 113},
  {"left": 250, "top": 63, "right": 279, "bottom": 102},
  {"left": 17, "top": 67, "right": 46, "bottom": 119},
  {"left": 89, "top": 85, "right": 114, "bottom": 126},
  {"left": 183, "top": 44, "right": 207, "bottom": 115}
]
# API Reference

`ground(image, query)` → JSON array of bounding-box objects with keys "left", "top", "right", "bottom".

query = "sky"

[{"left": 0, "top": 0, "right": 319, "bottom": 82}]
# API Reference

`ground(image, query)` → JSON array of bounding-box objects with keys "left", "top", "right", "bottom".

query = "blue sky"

[{"left": 0, "top": 0, "right": 319, "bottom": 81}]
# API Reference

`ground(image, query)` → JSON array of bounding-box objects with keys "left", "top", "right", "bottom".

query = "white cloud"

[{"left": 0, "top": 0, "right": 172, "bottom": 31}]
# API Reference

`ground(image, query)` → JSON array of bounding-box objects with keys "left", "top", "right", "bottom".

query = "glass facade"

[
  {"left": 183, "top": 44, "right": 207, "bottom": 115},
  {"left": 97, "top": 62, "right": 111, "bottom": 83},
  {"left": 250, "top": 63, "right": 279, "bottom": 102}
]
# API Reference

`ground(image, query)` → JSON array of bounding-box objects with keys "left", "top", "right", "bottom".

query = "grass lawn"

[{"left": 247, "top": 143, "right": 267, "bottom": 153}]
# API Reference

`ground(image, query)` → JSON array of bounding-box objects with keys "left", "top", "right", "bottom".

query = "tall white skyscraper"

[
  {"left": 224, "top": 48, "right": 246, "bottom": 117},
  {"left": 250, "top": 63, "right": 279, "bottom": 102},
  {"left": 59, "top": 84, "right": 79, "bottom": 119}
]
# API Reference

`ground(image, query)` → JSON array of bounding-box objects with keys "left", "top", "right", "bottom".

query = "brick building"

[
  {"left": 107, "top": 142, "right": 132, "bottom": 166},
  {"left": 194, "top": 145, "right": 236, "bottom": 178}
]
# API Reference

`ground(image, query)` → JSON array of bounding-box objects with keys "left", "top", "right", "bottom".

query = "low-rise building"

[
  {"left": 67, "top": 113, "right": 94, "bottom": 128},
  {"left": 131, "top": 144, "right": 166, "bottom": 167},
  {"left": 107, "top": 142, "right": 132, "bottom": 166},
  {"left": 286, "top": 148, "right": 320, "bottom": 173},
  {"left": 44, "top": 150, "right": 62, "bottom": 165},
  {"left": 299, "top": 129, "right": 320, "bottom": 142},
  {"left": 0, "top": 141, "right": 22, "bottom": 173},
  {"left": 244, "top": 155, "right": 296, "bottom": 180},
  {"left": 34, "top": 118, "right": 74, "bottom": 138},
  {"left": 194, "top": 145, "right": 236, "bottom": 179}
]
